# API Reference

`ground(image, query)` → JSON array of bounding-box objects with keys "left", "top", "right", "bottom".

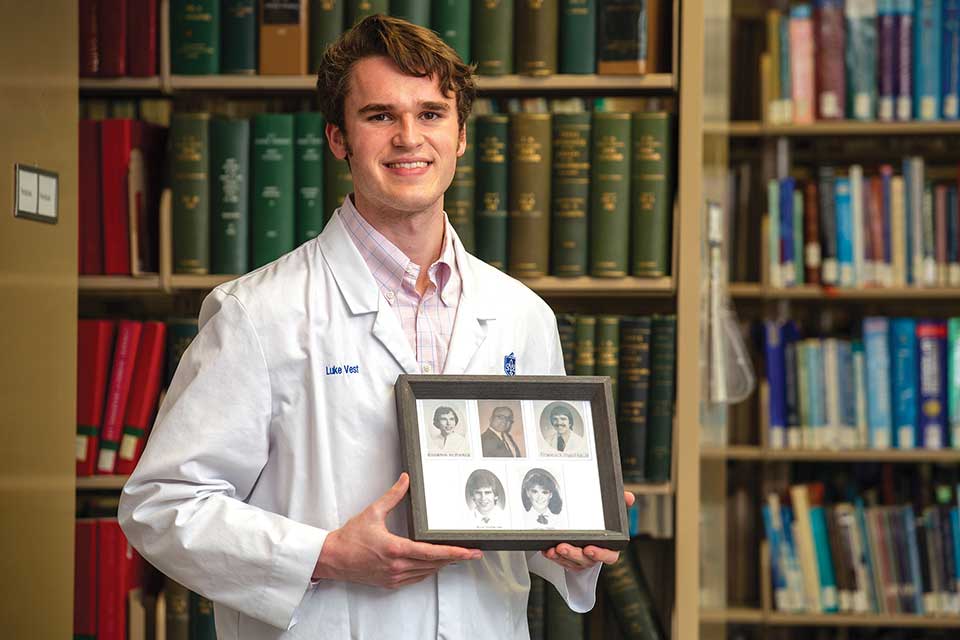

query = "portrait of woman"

[{"left": 520, "top": 468, "right": 565, "bottom": 529}]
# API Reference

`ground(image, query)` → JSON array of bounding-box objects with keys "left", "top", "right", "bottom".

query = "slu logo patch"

[{"left": 503, "top": 352, "right": 516, "bottom": 376}]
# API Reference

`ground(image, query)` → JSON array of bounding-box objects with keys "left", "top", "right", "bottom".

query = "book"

[
  {"left": 516, "top": 0, "right": 558, "bottom": 76},
  {"left": 789, "top": 4, "right": 815, "bottom": 124},
  {"left": 631, "top": 112, "right": 673, "bottom": 277},
  {"left": 165, "top": 578, "right": 191, "bottom": 640},
  {"left": 544, "top": 579, "right": 585, "bottom": 640},
  {"left": 890, "top": 317, "right": 919, "bottom": 449},
  {"left": 602, "top": 545, "right": 666, "bottom": 640},
  {"left": 575, "top": 315, "right": 596, "bottom": 376},
  {"left": 323, "top": 145, "right": 353, "bottom": 224},
  {"left": 508, "top": 112, "right": 552, "bottom": 278},
  {"left": 913, "top": 0, "right": 943, "bottom": 120},
  {"left": 166, "top": 319, "right": 199, "bottom": 387},
  {"left": 260, "top": 1, "right": 308, "bottom": 75},
  {"left": 347, "top": 0, "right": 388, "bottom": 25},
  {"left": 392, "top": 0, "right": 430, "bottom": 26},
  {"left": 474, "top": 114, "right": 509, "bottom": 270},
  {"left": 80, "top": 0, "right": 100, "bottom": 77},
  {"left": 77, "top": 320, "right": 115, "bottom": 476},
  {"left": 618, "top": 316, "right": 651, "bottom": 482},
  {"left": 170, "top": 0, "right": 220, "bottom": 74},
  {"left": 818, "top": 166, "right": 839, "bottom": 285},
  {"left": 97, "top": 320, "right": 143, "bottom": 474},
  {"left": 97, "top": 519, "right": 130, "bottom": 640},
  {"left": 472, "top": 0, "right": 513, "bottom": 75},
  {"left": 895, "top": 0, "right": 914, "bottom": 120},
  {"left": 596, "top": 316, "right": 620, "bottom": 405},
  {"left": 252, "top": 113, "right": 296, "bottom": 268},
  {"left": 917, "top": 319, "right": 948, "bottom": 449},
  {"left": 942, "top": 0, "right": 960, "bottom": 118},
  {"left": 949, "top": 317, "right": 960, "bottom": 448},
  {"left": 210, "top": 117, "right": 251, "bottom": 275},
  {"left": 445, "top": 118, "right": 475, "bottom": 252},
  {"left": 551, "top": 112, "right": 590, "bottom": 277},
  {"left": 431, "top": 0, "right": 470, "bottom": 63},
  {"left": 99, "top": 0, "right": 127, "bottom": 77},
  {"left": 189, "top": 592, "right": 217, "bottom": 640},
  {"left": 845, "top": 0, "right": 879, "bottom": 120},
  {"left": 115, "top": 322, "right": 166, "bottom": 475},
  {"left": 864, "top": 317, "right": 893, "bottom": 448},
  {"left": 645, "top": 314, "right": 676, "bottom": 483},
  {"left": 310, "top": 0, "right": 345, "bottom": 72},
  {"left": 878, "top": 0, "right": 897, "bottom": 120},
  {"left": 590, "top": 112, "right": 631, "bottom": 277},
  {"left": 527, "top": 575, "right": 546, "bottom": 640},
  {"left": 171, "top": 113, "right": 211, "bottom": 275},
  {"left": 222, "top": 0, "right": 258, "bottom": 74},
  {"left": 560, "top": 0, "right": 596, "bottom": 74},
  {"left": 815, "top": 0, "right": 847, "bottom": 119},
  {"left": 74, "top": 519, "right": 98, "bottom": 638},
  {"left": 127, "top": 0, "right": 158, "bottom": 77},
  {"left": 100, "top": 119, "right": 133, "bottom": 275},
  {"left": 294, "top": 112, "right": 326, "bottom": 245},
  {"left": 597, "top": 0, "right": 647, "bottom": 74},
  {"left": 79, "top": 119, "right": 103, "bottom": 275}
]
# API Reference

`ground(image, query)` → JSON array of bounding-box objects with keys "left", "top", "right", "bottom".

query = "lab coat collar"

[{"left": 317, "top": 209, "right": 380, "bottom": 315}]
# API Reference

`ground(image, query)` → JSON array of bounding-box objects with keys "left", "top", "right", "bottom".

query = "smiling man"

[{"left": 119, "top": 15, "right": 631, "bottom": 640}]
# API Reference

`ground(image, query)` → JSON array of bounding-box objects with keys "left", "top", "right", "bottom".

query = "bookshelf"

[
  {"left": 716, "top": 120, "right": 960, "bottom": 137},
  {"left": 700, "top": 608, "right": 960, "bottom": 628}
]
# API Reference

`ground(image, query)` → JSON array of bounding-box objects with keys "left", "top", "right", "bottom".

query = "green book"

[
  {"left": 630, "top": 112, "right": 673, "bottom": 277},
  {"left": 252, "top": 113, "right": 295, "bottom": 268},
  {"left": 574, "top": 315, "right": 596, "bottom": 376},
  {"left": 310, "top": 0, "right": 345, "bottom": 72},
  {"left": 165, "top": 319, "right": 199, "bottom": 387},
  {"left": 559, "top": 0, "right": 596, "bottom": 73},
  {"left": 210, "top": 117, "right": 250, "bottom": 274},
  {"left": 472, "top": 0, "right": 513, "bottom": 75},
  {"left": 551, "top": 112, "right": 590, "bottom": 277},
  {"left": 189, "top": 591, "right": 217, "bottom": 640},
  {"left": 596, "top": 315, "right": 620, "bottom": 406},
  {"left": 602, "top": 545, "right": 666, "bottom": 640},
  {"left": 171, "top": 113, "right": 211, "bottom": 274},
  {"left": 431, "top": 0, "right": 470, "bottom": 62},
  {"left": 323, "top": 146, "right": 353, "bottom": 222},
  {"left": 557, "top": 314, "right": 577, "bottom": 375},
  {"left": 474, "top": 114, "right": 509, "bottom": 269},
  {"left": 544, "top": 578, "right": 585, "bottom": 640},
  {"left": 164, "top": 578, "right": 190, "bottom": 640},
  {"left": 221, "top": 0, "right": 257, "bottom": 73},
  {"left": 347, "top": 0, "right": 388, "bottom": 25},
  {"left": 646, "top": 314, "right": 676, "bottom": 483},
  {"left": 445, "top": 118, "right": 475, "bottom": 251},
  {"left": 597, "top": 0, "right": 647, "bottom": 74},
  {"left": 391, "top": 0, "right": 430, "bottom": 26},
  {"left": 170, "top": 0, "right": 220, "bottom": 74},
  {"left": 527, "top": 575, "right": 546, "bottom": 640},
  {"left": 590, "top": 112, "right": 631, "bottom": 277},
  {"left": 508, "top": 113, "right": 552, "bottom": 278},
  {"left": 294, "top": 112, "right": 326, "bottom": 244},
  {"left": 516, "top": 0, "right": 558, "bottom": 76},
  {"left": 618, "top": 315, "right": 651, "bottom": 482}
]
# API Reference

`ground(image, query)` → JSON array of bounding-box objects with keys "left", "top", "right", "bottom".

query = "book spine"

[
  {"left": 918, "top": 319, "right": 948, "bottom": 449},
  {"left": 590, "top": 112, "right": 631, "bottom": 277},
  {"left": 808, "top": 339, "right": 827, "bottom": 448},
  {"left": 890, "top": 317, "right": 920, "bottom": 449},
  {"left": 97, "top": 520, "right": 128, "bottom": 640},
  {"left": 943, "top": 0, "right": 960, "bottom": 118},
  {"left": 76, "top": 320, "right": 115, "bottom": 477},
  {"left": 551, "top": 112, "right": 591, "bottom": 276},
  {"left": 645, "top": 314, "right": 676, "bottom": 483},
  {"left": 210, "top": 117, "right": 250, "bottom": 275},
  {"left": 878, "top": 0, "right": 897, "bottom": 120},
  {"left": 839, "top": 340, "right": 858, "bottom": 448},
  {"left": 445, "top": 118, "right": 475, "bottom": 252},
  {"left": 618, "top": 316, "right": 652, "bottom": 482},
  {"left": 323, "top": 146, "right": 353, "bottom": 224},
  {"left": 596, "top": 315, "right": 620, "bottom": 405},
  {"left": 793, "top": 188, "right": 804, "bottom": 284},
  {"left": 80, "top": 0, "right": 100, "bottom": 76},
  {"left": 914, "top": 0, "right": 943, "bottom": 120},
  {"left": 100, "top": 119, "right": 133, "bottom": 275},
  {"left": 347, "top": 0, "right": 389, "bottom": 25},
  {"left": 189, "top": 592, "right": 217, "bottom": 640},
  {"left": 851, "top": 164, "right": 866, "bottom": 285},
  {"left": 516, "top": 0, "right": 558, "bottom": 76},
  {"left": 765, "top": 320, "right": 788, "bottom": 450},
  {"left": 631, "top": 112, "right": 673, "bottom": 277},
  {"left": 294, "top": 112, "right": 326, "bottom": 246},
  {"left": 560, "top": 0, "right": 596, "bottom": 74},
  {"left": 527, "top": 575, "right": 545, "bottom": 640},
  {"left": 780, "top": 14, "right": 794, "bottom": 122},
  {"left": 922, "top": 182, "right": 937, "bottom": 285},
  {"left": 869, "top": 175, "right": 886, "bottom": 285},
  {"left": 601, "top": 545, "right": 666, "bottom": 640},
  {"left": 949, "top": 185, "right": 960, "bottom": 284},
  {"left": 804, "top": 181, "right": 822, "bottom": 284},
  {"left": 98, "top": 0, "right": 127, "bottom": 77},
  {"left": 835, "top": 176, "right": 854, "bottom": 286},
  {"left": 783, "top": 321, "right": 803, "bottom": 448},
  {"left": 891, "top": 174, "right": 907, "bottom": 284},
  {"left": 789, "top": 485, "right": 823, "bottom": 611},
  {"left": 574, "top": 315, "right": 596, "bottom": 376},
  {"left": 597, "top": 0, "right": 647, "bottom": 75},
  {"left": 508, "top": 113, "right": 552, "bottom": 277},
  {"left": 557, "top": 314, "right": 577, "bottom": 375},
  {"left": 822, "top": 339, "right": 841, "bottom": 450},
  {"left": 252, "top": 113, "right": 296, "bottom": 268},
  {"left": 781, "top": 505, "right": 808, "bottom": 609},
  {"left": 391, "top": 0, "right": 430, "bottom": 25},
  {"left": 127, "top": 0, "right": 158, "bottom": 76},
  {"left": 780, "top": 177, "right": 797, "bottom": 286},
  {"left": 864, "top": 316, "right": 894, "bottom": 449},
  {"left": 797, "top": 338, "right": 812, "bottom": 447},
  {"left": 763, "top": 504, "right": 791, "bottom": 610},
  {"left": 810, "top": 505, "right": 841, "bottom": 611},
  {"left": 310, "top": 0, "right": 345, "bottom": 73},
  {"left": 818, "top": 166, "right": 839, "bottom": 284},
  {"left": 97, "top": 321, "right": 143, "bottom": 474},
  {"left": 79, "top": 120, "right": 103, "bottom": 275},
  {"left": 882, "top": 164, "right": 895, "bottom": 284},
  {"left": 845, "top": 0, "right": 879, "bottom": 120},
  {"left": 170, "top": 0, "right": 220, "bottom": 74},
  {"left": 937, "top": 184, "right": 949, "bottom": 284},
  {"left": 431, "top": 0, "right": 470, "bottom": 62},
  {"left": 949, "top": 318, "right": 960, "bottom": 448},
  {"left": 767, "top": 10, "right": 783, "bottom": 122},
  {"left": 790, "top": 5, "right": 816, "bottom": 124},
  {"left": 472, "top": 0, "right": 513, "bottom": 75},
  {"left": 74, "top": 519, "right": 98, "bottom": 637},
  {"left": 165, "top": 320, "right": 199, "bottom": 386},
  {"left": 474, "top": 114, "right": 509, "bottom": 270},
  {"left": 768, "top": 179, "right": 782, "bottom": 287},
  {"left": 896, "top": 0, "right": 915, "bottom": 120},
  {"left": 164, "top": 577, "right": 191, "bottom": 639},
  {"left": 171, "top": 113, "right": 211, "bottom": 275},
  {"left": 816, "top": 0, "right": 847, "bottom": 119},
  {"left": 222, "top": 0, "right": 257, "bottom": 74},
  {"left": 852, "top": 340, "right": 869, "bottom": 448},
  {"left": 902, "top": 505, "right": 927, "bottom": 613},
  {"left": 115, "top": 322, "right": 167, "bottom": 475},
  {"left": 260, "top": 0, "right": 309, "bottom": 74}
]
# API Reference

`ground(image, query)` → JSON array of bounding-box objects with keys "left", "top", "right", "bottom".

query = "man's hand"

[
  {"left": 312, "top": 473, "right": 482, "bottom": 589},
  {"left": 542, "top": 490, "right": 636, "bottom": 572}
]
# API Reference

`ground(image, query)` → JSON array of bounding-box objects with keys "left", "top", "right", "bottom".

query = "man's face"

[
  {"left": 326, "top": 55, "right": 466, "bottom": 219},
  {"left": 435, "top": 410, "right": 457, "bottom": 436},
  {"left": 490, "top": 408, "right": 514, "bottom": 434},
  {"left": 550, "top": 413, "right": 571, "bottom": 438},
  {"left": 472, "top": 486, "right": 497, "bottom": 515}
]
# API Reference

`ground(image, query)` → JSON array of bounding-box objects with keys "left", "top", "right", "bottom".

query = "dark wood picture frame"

[{"left": 395, "top": 374, "right": 629, "bottom": 550}]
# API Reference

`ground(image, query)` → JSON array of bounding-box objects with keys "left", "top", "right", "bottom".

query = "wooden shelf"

[
  {"left": 722, "top": 120, "right": 960, "bottom": 137},
  {"left": 701, "top": 609, "right": 960, "bottom": 628},
  {"left": 78, "top": 275, "right": 163, "bottom": 292},
  {"left": 699, "top": 607, "right": 765, "bottom": 624},
  {"left": 76, "top": 475, "right": 129, "bottom": 490},
  {"left": 701, "top": 445, "right": 960, "bottom": 463},
  {"left": 79, "top": 77, "right": 164, "bottom": 92},
  {"left": 624, "top": 482, "right": 673, "bottom": 496},
  {"left": 729, "top": 282, "right": 960, "bottom": 300}
]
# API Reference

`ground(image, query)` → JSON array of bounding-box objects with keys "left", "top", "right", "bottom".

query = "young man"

[
  {"left": 427, "top": 405, "right": 469, "bottom": 454},
  {"left": 543, "top": 403, "right": 587, "bottom": 455},
  {"left": 120, "top": 15, "right": 630, "bottom": 639},
  {"left": 464, "top": 468, "right": 508, "bottom": 528}
]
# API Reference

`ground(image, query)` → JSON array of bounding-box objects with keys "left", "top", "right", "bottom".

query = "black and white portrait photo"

[
  {"left": 420, "top": 399, "right": 471, "bottom": 457},
  {"left": 477, "top": 400, "right": 526, "bottom": 458},
  {"left": 519, "top": 468, "right": 566, "bottom": 529},
  {"left": 536, "top": 401, "right": 589, "bottom": 457},
  {"left": 463, "top": 468, "right": 508, "bottom": 528}
]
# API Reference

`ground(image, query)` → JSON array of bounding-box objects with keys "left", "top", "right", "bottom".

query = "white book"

[
  {"left": 890, "top": 176, "right": 906, "bottom": 286},
  {"left": 850, "top": 165, "right": 866, "bottom": 287}
]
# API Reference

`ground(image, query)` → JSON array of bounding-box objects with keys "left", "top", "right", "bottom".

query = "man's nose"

[{"left": 393, "top": 114, "right": 422, "bottom": 147}]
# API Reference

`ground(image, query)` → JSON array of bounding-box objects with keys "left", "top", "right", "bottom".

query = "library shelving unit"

[{"left": 70, "top": 1, "right": 721, "bottom": 640}]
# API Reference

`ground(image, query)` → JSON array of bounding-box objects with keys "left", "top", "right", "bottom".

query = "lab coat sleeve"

[{"left": 118, "top": 289, "right": 327, "bottom": 631}]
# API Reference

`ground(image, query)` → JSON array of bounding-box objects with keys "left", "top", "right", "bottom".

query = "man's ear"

[
  {"left": 456, "top": 122, "right": 467, "bottom": 158},
  {"left": 326, "top": 122, "right": 349, "bottom": 160}
]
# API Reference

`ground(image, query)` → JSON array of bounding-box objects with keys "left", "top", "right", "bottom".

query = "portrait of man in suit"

[
  {"left": 537, "top": 402, "right": 588, "bottom": 457},
  {"left": 478, "top": 400, "right": 525, "bottom": 458}
]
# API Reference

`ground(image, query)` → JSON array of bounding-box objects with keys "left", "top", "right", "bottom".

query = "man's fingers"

[
  {"left": 400, "top": 539, "right": 482, "bottom": 562},
  {"left": 623, "top": 490, "right": 636, "bottom": 508},
  {"left": 372, "top": 473, "right": 411, "bottom": 516},
  {"left": 583, "top": 545, "right": 621, "bottom": 565},
  {"left": 389, "top": 570, "right": 435, "bottom": 589},
  {"left": 543, "top": 547, "right": 587, "bottom": 572}
]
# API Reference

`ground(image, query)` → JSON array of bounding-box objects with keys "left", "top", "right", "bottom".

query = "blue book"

[
  {"left": 783, "top": 321, "right": 803, "bottom": 448},
  {"left": 810, "top": 506, "right": 841, "bottom": 611},
  {"left": 781, "top": 505, "right": 807, "bottom": 610},
  {"left": 890, "top": 317, "right": 919, "bottom": 448},
  {"left": 852, "top": 340, "right": 869, "bottom": 447},
  {"left": 846, "top": 0, "right": 879, "bottom": 120},
  {"left": 763, "top": 503, "right": 791, "bottom": 611},
  {"left": 952, "top": 508, "right": 960, "bottom": 595},
  {"left": 948, "top": 186, "right": 959, "bottom": 277},
  {"left": 838, "top": 340, "right": 858, "bottom": 448},
  {"left": 855, "top": 498, "right": 882, "bottom": 612},
  {"left": 765, "top": 320, "right": 788, "bottom": 449},
  {"left": 864, "top": 317, "right": 894, "bottom": 449},
  {"left": 917, "top": 320, "right": 948, "bottom": 449},
  {"left": 914, "top": 0, "right": 944, "bottom": 119},
  {"left": 902, "top": 505, "right": 927, "bottom": 614},
  {"left": 806, "top": 340, "right": 828, "bottom": 448},
  {"left": 942, "top": 0, "right": 960, "bottom": 118},
  {"left": 780, "top": 177, "right": 797, "bottom": 286},
  {"left": 835, "top": 176, "right": 855, "bottom": 286}
]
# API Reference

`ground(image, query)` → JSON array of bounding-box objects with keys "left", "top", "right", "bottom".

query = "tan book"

[{"left": 259, "top": 1, "right": 309, "bottom": 75}]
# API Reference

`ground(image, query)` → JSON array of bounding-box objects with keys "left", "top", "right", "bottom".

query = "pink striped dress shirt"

[{"left": 339, "top": 197, "right": 461, "bottom": 374}]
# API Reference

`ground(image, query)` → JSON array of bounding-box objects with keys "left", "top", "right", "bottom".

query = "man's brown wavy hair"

[{"left": 315, "top": 14, "right": 477, "bottom": 134}]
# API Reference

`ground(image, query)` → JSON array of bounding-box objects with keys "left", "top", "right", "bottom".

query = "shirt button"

[
  {"left": 384, "top": 291, "right": 396, "bottom": 303},
  {"left": 422, "top": 363, "right": 433, "bottom": 373}
]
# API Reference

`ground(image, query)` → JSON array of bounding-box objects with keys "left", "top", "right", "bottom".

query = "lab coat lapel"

[
  {"left": 442, "top": 231, "right": 497, "bottom": 375},
  {"left": 372, "top": 297, "right": 419, "bottom": 374}
]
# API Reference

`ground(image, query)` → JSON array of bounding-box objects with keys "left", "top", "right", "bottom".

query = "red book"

[
  {"left": 74, "top": 519, "right": 98, "bottom": 638},
  {"left": 79, "top": 0, "right": 100, "bottom": 76},
  {"left": 77, "top": 319, "right": 115, "bottom": 476},
  {"left": 814, "top": 0, "right": 846, "bottom": 120},
  {"left": 116, "top": 322, "right": 167, "bottom": 475},
  {"left": 127, "top": 0, "right": 157, "bottom": 77},
  {"left": 100, "top": 119, "right": 133, "bottom": 275},
  {"left": 79, "top": 120, "right": 103, "bottom": 275},
  {"left": 869, "top": 176, "right": 886, "bottom": 285},
  {"left": 803, "top": 181, "right": 822, "bottom": 285},
  {"left": 131, "top": 122, "right": 166, "bottom": 274},
  {"left": 98, "top": 0, "right": 127, "bottom": 76},
  {"left": 97, "top": 519, "right": 128, "bottom": 640},
  {"left": 97, "top": 320, "right": 143, "bottom": 474}
]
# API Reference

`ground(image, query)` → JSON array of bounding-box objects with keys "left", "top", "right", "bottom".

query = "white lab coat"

[{"left": 119, "top": 211, "right": 601, "bottom": 639}]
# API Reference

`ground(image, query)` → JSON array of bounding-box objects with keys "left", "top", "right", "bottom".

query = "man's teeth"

[{"left": 387, "top": 161, "right": 429, "bottom": 168}]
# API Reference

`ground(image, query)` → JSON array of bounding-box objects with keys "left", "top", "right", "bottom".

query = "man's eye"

[
  {"left": 422, "top": 112, "right": 442, "bottom": 120},
  {"left": 368, "top": 113, "right": 391, "bottom": 122}
]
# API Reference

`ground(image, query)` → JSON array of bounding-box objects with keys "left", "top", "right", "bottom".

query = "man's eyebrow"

[{"left": 356, "top": 101, "right": 451, "bottom": 114}]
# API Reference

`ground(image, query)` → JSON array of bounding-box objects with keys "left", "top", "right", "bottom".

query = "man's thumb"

[{"left": 374, "top": 472, "right": 410, "bottom": 515}]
